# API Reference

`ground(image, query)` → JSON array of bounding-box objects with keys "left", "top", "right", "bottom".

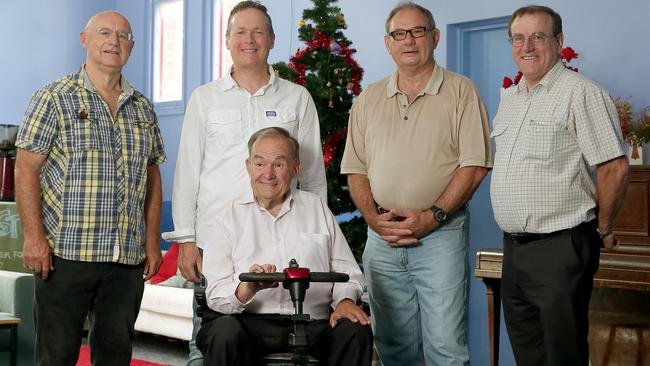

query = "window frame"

[{"left": 147, "top": 0, "right": 187, "bottom": 116}]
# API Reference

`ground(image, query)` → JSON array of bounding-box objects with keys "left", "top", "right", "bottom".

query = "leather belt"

[
  {"left": 504, "top": 219, "right": 598, "bottom": 245},
  {"left": 504, "top": 230, "right": 564, "bottom": 244}
]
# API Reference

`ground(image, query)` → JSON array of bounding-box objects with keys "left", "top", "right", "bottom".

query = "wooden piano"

[{"left": 475, "top": 165, "right": 650, "bottom": 366}]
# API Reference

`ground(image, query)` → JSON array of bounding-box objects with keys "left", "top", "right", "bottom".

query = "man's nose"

[
  {"left": 522, "top": 36, "right": 535, "bottom": 50},
  {"left": 403, "top": 31, "right": 416, "bottom": 43},
  {"left": 262, "top": 164, "right": 275, "bottom": 176},
  {"left": 107, "top": 30, "right": 120, "bottom": 44}
]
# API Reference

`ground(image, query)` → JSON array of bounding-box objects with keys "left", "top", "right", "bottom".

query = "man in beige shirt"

[{"left": 341, "top": 2, "right": 492, "bottom": 365}]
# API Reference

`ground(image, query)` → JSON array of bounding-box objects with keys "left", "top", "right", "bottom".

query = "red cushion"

[{"left": 150, "top": 243, "right": 179, "bottom": 284}]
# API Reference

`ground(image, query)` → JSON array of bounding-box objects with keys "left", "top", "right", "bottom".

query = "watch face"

[{"left": 434, "top": 209, "right": 446, "bottom": 223}]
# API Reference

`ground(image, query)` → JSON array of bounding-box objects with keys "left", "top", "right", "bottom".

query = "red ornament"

[
  {"left": 322, "top": 130, "right": 348, "bottom": 167},
  {"left": 502, "top": 77, "right": 513, "bottom": 89},
  {"left": 288, "top": 29, "right": 364, "bottom": 95},
  {"left": 560, "top": 47, "right": 579, "bottom": 62}
]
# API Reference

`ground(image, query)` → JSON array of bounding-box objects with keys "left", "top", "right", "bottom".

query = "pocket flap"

[
  {"left": 208, "top": 110, "right": 242, "bottom": 124},
  {"left": 265, "top": 109, "right": 297, "bottom": 123}
]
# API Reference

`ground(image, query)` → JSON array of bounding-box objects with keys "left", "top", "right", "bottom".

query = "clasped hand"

[{"left": 375, "top": 208, "right": 438, "bottom": 246}]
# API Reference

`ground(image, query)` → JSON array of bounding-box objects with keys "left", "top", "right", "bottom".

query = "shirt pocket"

[
  {"left": 297, "top": 233, "right": 330, "bottom": 270},
  {"left": 490, "top": 123, "right": 508, "bottom": 144},
  {"left": 526, "top": 119, "right": 565, "bottom": 161},
  {"left": 62, "top": 115, "right": 99, "bottom": 151},
  {"left": 124, "top": 120, "right": 152, "bottom": 158},
  {"left": 262, "top": 109, "right": 298, "bottom": 135},
  {"left": 207, "top": 110, "right": 243, "bottom": 145}
]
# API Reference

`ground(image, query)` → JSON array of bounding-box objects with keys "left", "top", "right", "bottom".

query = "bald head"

[
  {"left": 85, "top": 11, "right": 133, "bottom": 35},
  {"left": 81, "top": 10, "right": 134, "bottom": 75}
]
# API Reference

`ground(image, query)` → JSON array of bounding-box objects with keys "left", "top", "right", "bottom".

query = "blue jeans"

[
  {"left": 363, "top": 210, "right": 469, "bottom": 366},
  {"left": 189, "top": 248, "right": 204, "bottom": 366}
]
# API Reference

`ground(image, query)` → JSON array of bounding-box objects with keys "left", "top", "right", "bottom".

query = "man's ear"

[
  {"left": 293, "top": 160, "right": 301, "bottom": 177},
  {"left": 555, "top": 32, "right": 564, "bottom": 51},
  {"left": 245, "top": 158, "right": 252, "bottom": 175},
  {"left": 80, "top": 31, "right": 88, "bottom": 49},
  {"left": 431, "top": 28, "right": 441, "bottom": 49}
]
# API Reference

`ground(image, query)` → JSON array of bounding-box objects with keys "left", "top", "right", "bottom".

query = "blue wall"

[
  {"left": 0, "top": 0, "right": 111, "bottom": 124},
  {"left": 2, "top": 1, "right": 650, "bottom": 364}
]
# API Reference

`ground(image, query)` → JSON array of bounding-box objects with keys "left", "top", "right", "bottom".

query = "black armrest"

[{"left": 194, "top": 273, "right": 208, "bottom": 317}]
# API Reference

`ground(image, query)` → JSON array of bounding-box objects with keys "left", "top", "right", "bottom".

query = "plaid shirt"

[
  {"left": 16, "top": 67, "right": 166, "bottom": 265},
  {"left": 490, "top": 61, "right": 625, "bottom": 234}
]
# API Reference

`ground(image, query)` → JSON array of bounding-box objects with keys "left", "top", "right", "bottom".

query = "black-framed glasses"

[
  {"left": 509, "top": 32, "right": 552, "bottom": 47},
  {"left": 86, "top": 27, "right": 134, "bottom": 42},
  {"left": 388, "top": 26, "right": 432, "bottom": 41}
]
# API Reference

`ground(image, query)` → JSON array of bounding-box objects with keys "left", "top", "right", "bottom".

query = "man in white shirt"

[
  {"left": 162, "top": 2, "right": 326, "bottom": 363},
  {"left": 197, "top": 127, "right": 372, "bottom": 366},
  {"left": 490, "top": 5, "right": 629, "bottom": 365}
]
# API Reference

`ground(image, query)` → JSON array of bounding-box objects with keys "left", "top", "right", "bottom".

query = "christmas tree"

[{"left": 272, "top": 0, "right": 366, "bottom": 259}]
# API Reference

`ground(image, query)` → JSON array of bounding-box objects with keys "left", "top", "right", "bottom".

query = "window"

[
  {"left": 153, "top": 0, "right": 184, "bottom": 103},
  {"left": 213, "top": 0, "right": 239, "bottom": 79}
]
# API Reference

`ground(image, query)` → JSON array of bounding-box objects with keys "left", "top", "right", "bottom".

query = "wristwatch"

[
  {"left": 431, "top": 205, "right": 448, "bottom": 224},
  {"left": 596, "top": 227, "right": 613, "bottom": 239}
]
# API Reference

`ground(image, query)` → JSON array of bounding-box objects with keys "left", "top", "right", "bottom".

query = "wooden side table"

[{"left": 0, "top": 314, "right": 20, "bottom": 366}]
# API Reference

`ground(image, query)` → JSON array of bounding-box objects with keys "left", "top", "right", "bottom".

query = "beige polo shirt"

[{"left": 341, "top": 64, "right": 493, "bottom": 210}]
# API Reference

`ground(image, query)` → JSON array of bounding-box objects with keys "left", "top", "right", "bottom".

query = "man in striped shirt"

[{"left": 15, "top": 10, "right": 166, "bottom": 365}]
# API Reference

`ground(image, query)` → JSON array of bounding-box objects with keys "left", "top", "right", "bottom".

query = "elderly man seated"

[{"left": 196, "top": 127, "right": 373, "bottom": 366}]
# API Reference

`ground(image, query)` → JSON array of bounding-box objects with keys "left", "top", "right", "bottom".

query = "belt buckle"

[{"left": 508, "top": 232, "right": 530, "bottom": 244}]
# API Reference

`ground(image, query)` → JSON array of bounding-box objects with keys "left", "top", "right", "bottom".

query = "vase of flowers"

[{"left": 616, "top": 98, "right": 650, "bottom": 165}]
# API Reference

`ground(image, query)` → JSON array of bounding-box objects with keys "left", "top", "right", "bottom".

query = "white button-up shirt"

[
  {"left": 490, "top": 61, "right": 625, "bottom": 233},
  {"left": 203, "top": 189, "right": 365, "bottom": 320},
  {"left": 162, "top": 66, "right": 327, "bottom": 247}
]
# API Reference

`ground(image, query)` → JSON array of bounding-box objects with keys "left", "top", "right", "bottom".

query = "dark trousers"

[
  {"left": 34, "top": 255, "right": 144, "bottom": 366},
  {"left": 197, "top": 311, "right": 374, "bottom": 366},
  {"left": 501, "top": 220, "right": 600, "bottom": 366}
]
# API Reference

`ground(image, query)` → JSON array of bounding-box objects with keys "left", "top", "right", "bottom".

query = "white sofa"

[{"left": 134, "top": 282, "right": 194, "bottom": 341}]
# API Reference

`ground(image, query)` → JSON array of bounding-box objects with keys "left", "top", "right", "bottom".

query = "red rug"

[{"left": 76, "top": 345, "right": 172, "bottom": 366}]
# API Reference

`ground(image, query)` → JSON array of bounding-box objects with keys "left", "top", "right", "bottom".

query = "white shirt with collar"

[
  {"left": 203, "top": 188, "right": 364, "bottom": 320},
  {"left": 163, "top": 66, "right": 327, "bottom": 247},
  {"left": 490, "top": 61, "right": 625, "bottom": 234}
]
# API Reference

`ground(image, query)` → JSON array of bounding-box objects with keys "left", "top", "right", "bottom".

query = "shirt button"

[{"left": 404, "top": 116, "right": 408, "bottom": 120}]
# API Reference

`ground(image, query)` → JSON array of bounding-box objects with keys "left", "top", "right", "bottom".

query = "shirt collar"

[
  {"left": 386, "top": 63, "right": 444, "bottom": 98},
  {"left": 79, "top": 65, "right": 133, "bottom": 97},
  {"left": 236, "top": 187, "right": 296, "bottom": 215},
  {"left": 220, "top": 65, "right": 278, "bottom": 95},
  {"left": 515, "top": 60, "right": 564, "bottom": 94}
]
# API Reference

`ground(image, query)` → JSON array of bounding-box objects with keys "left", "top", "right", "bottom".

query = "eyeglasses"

[
  {"left": 388, "top": 26, "right": 432, "bottom": 41},
  {"left": 86, "top": 27, "right": 134, "bottom": 42},
  {"left": 509, "top": 32, "right": 552, "bottom": 47}
]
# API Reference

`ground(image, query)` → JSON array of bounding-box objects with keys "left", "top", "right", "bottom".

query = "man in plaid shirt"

[{"left": 15, "top": 11, "right": 166, "bottom": 365}]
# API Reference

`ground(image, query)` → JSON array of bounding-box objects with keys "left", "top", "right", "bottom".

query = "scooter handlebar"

[{"left": 238, "top": 272, "right": 349, "bottom": 283}]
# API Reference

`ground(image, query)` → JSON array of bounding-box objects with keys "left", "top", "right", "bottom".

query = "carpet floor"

[
  {"left": 76, "top": 345, "right": 171, "bottom": 366},
  {"left": 77, "top": 333, "right": 188, "bottom": 366}
]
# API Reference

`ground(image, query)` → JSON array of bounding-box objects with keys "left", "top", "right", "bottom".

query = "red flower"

[
  {"left": 561, "top": 47, "right": 579, "bottom": 62},
  {"left": 502, "top": 77, "right": 513, "bottom": 89}
]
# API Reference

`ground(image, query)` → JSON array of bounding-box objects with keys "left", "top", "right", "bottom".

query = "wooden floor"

[{"left": 589, "top": 288, "right": 650, "bottom": 366}]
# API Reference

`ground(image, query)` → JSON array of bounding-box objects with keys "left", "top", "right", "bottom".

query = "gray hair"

[
  {"left": 508, "top": 5, "right": 562, "bottom": 38},
  {"left": 247, "top": 127, "right": 299, "bottom": 162},
  {"left": 385, "top": 2, "right": 436, "bottom": 34},
  {"left": 226, "top": 1, "right": 274, "bottom": 36}
]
